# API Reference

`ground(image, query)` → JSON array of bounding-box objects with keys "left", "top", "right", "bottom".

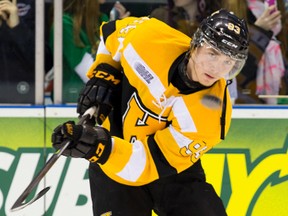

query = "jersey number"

[{"left": 180, "top": 140, "right": 208, "bottom": 163}]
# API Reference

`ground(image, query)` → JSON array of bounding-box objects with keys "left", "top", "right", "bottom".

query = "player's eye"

[
  {"left": 224, "top": 60, "right": 233, "bottom": 65},
  {"left": 208, "top": 52, "right": 216, "bottom": 58}
]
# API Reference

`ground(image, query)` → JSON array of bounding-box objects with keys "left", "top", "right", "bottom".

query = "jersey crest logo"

[{"left": 123, "top": 92, "right": 167, "bottom": 142}]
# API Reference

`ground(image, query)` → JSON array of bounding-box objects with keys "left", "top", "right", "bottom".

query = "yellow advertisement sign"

[
  {"left": 0, "top": 106, "right": 287, "bottom": 215},
  {"left": 203, "top": 108, "right": 288, "bottom": 216}
]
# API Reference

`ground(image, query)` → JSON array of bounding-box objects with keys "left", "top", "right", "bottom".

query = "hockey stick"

[{"left": 10, "top": 106, "right": 97, "bottom": 212}]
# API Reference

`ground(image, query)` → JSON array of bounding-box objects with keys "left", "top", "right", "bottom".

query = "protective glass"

[{"left": 191, "top": 39, "right": 246, "bottom": 79}]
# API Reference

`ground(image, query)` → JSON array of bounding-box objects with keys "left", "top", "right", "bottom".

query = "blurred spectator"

[
  {"left": 150, "top": 0, "right": 223, "bottom": 37},
  {"left": 0, "top": 0, "right": 52, "bottom": 104},
  {"left": 224, "top": 0, "right": 288, "bottom": 104},
  {"left": 109, "top": 0, "right": 130, "bottom": 21},
  {"left": 48, "top": 0, "right": 129, "bottom": 103},
  {"left": 0, "top": 0, "right": 31, "bottom": 104},
  {"left": 285, "top": 0, "right": 288, "bottom": 59}
]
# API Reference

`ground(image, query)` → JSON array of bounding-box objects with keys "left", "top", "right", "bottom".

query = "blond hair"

[{"left": 63, "top": 0, "right": 101, "bottom": 50}]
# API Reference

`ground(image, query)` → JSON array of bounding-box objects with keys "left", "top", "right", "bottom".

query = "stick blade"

[{"left": 10, "top": 186, "right": 51, "bottom": 212}]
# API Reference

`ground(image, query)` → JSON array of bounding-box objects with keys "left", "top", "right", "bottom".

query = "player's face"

[{"left": 186, "top": 43, "right": 236, "bottom": 86}]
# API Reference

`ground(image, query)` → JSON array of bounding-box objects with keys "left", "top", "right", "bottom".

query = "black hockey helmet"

[
  {"left": 192, "top": 9, "right": 249, "bottom": 61},
  {"left": 190, "top": 9, "right": 249, "bottom": 79}
]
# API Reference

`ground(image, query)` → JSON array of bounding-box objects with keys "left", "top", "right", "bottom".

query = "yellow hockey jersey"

[{"left": 86, "top": 17, "right": 232, "bottom": 186}]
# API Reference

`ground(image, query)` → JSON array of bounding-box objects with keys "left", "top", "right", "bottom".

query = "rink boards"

[{"left": 0, "top": 105, "right": 288, "bottom": 216}]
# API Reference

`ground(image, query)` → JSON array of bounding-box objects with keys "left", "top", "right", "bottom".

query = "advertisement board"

[
  {"left": 0, "top": 106, "right": 288, "bottom": 215},
  {"left": 203, "top": 106, "right": 288, "bottom": 216}
]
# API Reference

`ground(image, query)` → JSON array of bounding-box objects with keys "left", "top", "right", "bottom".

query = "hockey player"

[{"left": 52, "top": 9, "right": 249, "bottom": 216}]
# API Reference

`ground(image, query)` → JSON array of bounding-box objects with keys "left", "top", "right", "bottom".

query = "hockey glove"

[
  {"left": 51, "top": 121, "right": 112, "bottom": 164},
  {"left": 77, "top": 64, "right": 122, "bottom": 125}
]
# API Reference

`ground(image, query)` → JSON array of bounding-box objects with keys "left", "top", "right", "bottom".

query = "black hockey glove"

[
  {"left": 77, "top": 64, "right": 122, "bottom": 125},
  {"left": 51, "top": 121, "right": 112, "bottom": 164}
]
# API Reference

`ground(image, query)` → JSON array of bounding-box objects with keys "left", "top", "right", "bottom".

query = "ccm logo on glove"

[
  {"left": 88, "top": 142, "right": 105, "bottom": 163},
  {"left": 94, "top": 70, "right": 121, "bottom": 85},
  {"left": 52, "top": 121, "right": 112, "bottom": 164},
  {"left": 64, "top": 123, "right": 74, "bottom": 136}
]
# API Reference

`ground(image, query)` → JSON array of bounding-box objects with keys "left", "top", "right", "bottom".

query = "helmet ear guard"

[{"left": 191, "top": 28, "right": 203, "bottom": 47}]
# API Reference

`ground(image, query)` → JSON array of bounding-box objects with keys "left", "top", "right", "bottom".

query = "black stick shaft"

[{"left": 11, "top": 106, "right": 96, "bottom": 211}]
